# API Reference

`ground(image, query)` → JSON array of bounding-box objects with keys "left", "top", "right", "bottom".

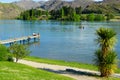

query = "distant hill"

[
  {"left": 103, "top": 0, "right": 120, "bottom": 3},
  {"left": 83, "top": 0, "right": 120, "bottom": 14},
  {"left": 0, "top": 3, "right": 23, "bottom": 19},
  {"left": 40, "top": 0, "right": 120, "bottom": 14},
  {"left": 12, "top": 0, "right": 43, "bottom": 10},
  {"left": 40, "top": 0, "right": 94, "bottom": 11},
  {"left": 0, "top": 0, "right": 120, "bottom": 19}
]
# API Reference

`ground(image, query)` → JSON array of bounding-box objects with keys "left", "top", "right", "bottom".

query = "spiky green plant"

[
  {"left": 96, "top": 27, "right": 117, "bottom": 54},
  {"left": 95, "top": 27, "right": 117, "bottom": 77},
  {"left": 94, "top": 50, "right": 117, "bottom": 77}
]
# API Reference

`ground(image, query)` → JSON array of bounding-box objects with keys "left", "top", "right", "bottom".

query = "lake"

[{"left": 0, "top": 20, "right": 120, "bottom": 65}]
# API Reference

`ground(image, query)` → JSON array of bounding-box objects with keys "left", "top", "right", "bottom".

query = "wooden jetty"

[{"left": 0, "top": 34, "right": 40, "bottom": 45}]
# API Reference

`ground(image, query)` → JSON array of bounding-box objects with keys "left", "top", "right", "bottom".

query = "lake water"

[{"left": 0, "top": 20, "right": 120, "bottom": 65}]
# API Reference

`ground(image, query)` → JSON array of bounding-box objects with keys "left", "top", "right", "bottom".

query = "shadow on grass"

[
  {"left": 38, "top": 68, "right": 100, "bottom": 77},
  {"left": 66, "top": 69, "right": 100, "bottom": 77},
  {"left": 38, "top": 68, "right": 67, "bottom": 74}
]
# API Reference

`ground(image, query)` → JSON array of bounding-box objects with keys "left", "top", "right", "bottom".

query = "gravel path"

[{"left": 18, "top": 59, "right": 120, "bottom": 80}]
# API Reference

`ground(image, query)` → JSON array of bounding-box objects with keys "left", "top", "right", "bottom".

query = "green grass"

[
  {"left": 101, "top": 77, "right": 120, "bottom": 80},
  {"left": 24, "top": 56, "right": 120, "bottom": 73},
  {"left": 0, "top": 61, "right": 74, "bottom": 80}
]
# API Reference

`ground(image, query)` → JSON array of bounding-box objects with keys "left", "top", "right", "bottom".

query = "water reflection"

[{"left": 26, "top": 41, "right": 40, "bottom": 46}]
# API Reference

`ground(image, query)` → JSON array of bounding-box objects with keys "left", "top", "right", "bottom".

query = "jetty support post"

[
  {"left": 10, "top": 42, "right": 14, "bottom": 46},
  {"left": 10, "top": 42, "right": 12, "bottom": 46},
  {"left": 27, "top": 37, "right": 31, "bottom": 43},
  {"left": 34, "top": 38, "right": 36, "bottom": 42},
  {"left": 20, "top": 40, "right": 22, "bottom": 44},
  {"left": 23, "top": 39, "right": 26, "bottom": 44}
]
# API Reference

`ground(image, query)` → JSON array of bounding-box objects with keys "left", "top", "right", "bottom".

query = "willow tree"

[{"left": 95, "top": 27, "right": 117, "bottom": 77}]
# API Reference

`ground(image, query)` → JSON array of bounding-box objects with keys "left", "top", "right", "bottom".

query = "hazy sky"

[{"left": 0, "top": 0, "right": 103, "bottom": 3}]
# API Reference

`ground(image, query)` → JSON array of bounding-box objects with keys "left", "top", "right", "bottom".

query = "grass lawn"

[
  {"left": 24, "top": 56, "right": 120, "bottom": 73},
  {"left": 0, "top": 61, "right": 74, "bottom": 80}
]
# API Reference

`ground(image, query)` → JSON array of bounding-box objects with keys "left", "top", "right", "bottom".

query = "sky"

[{"left": 0, "top": 0, "right": 103, "bottom": 3}]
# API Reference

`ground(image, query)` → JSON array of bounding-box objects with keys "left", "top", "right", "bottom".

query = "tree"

[
  {"left": 75, "top": 6, "right": 82, "bottom": 14},
  {"left": 87, "top": 13, "right": 95, "bottom": 21},
  {"left": 9, "top": 43, "right": 30, "bottom": 62},
  {"left": 61, "top": 8, "right": 64, "bottom": 19},
  {"left": 73, "top": 12, "right": 80, "bottom": 21},
  {"left": 106, "top": 13, "right": 114, "bottom": 21},
  {"left": 18, "top": 9, "right": 47, "bottom": 20},
  {"left": 0, "top": 44, "right": 13, "bottom": 61},
  {"left": 46, "top": 10, "right": 49, "bottom": 18},
  {"left": 95, "top": 14, "right": 105, "bottom": 21},
  {"left": 95, "top": 27, "right": 117, "bottom": 77},
  {"left": 30, "top": 9, "right": 35, "bottom": 20}
]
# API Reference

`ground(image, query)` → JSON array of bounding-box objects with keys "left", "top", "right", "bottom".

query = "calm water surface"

[{"left": 0, "top": 20, "right": 120, "bottom": 65}]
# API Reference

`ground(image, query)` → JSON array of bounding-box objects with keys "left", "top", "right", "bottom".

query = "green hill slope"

[{"left": 0, "top": 3, "right": 23, "bottom": 19}]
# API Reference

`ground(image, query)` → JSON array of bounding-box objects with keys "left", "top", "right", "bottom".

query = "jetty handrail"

[{"left": 0, "top": 34, "right": 40, "bottom": 44}]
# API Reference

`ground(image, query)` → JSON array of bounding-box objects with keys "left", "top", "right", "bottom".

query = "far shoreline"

[
  {"left": 110, "top": 19, "right": 120, "bottom": 22},
  {"left": 0, "top": 19, "right": 120, "bottom": 22}
]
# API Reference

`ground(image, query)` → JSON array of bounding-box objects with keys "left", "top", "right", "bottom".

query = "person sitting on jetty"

[{"left": 33, "top": 33, "right": 37, "bottom": 36}]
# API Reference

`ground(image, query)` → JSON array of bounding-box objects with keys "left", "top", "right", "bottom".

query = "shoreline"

[
  {"left": 24, "top": 56, "right": 120, "bottom": 73},
  {"left": 0, "top": 19, "right": 120, "bottom": 22},
  {"left": 18, "top": 59, "right": 100, "bottom": 80},
  {"left": 110, "top": 19, "right": 120, "bottom": 22},
  {"left": 21, "top": 57, "right": 120, "bottom": 80}
]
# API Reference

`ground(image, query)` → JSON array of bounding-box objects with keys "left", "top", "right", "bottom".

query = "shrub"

[
  {"left": 0, "top": 45, "right": 13, "bottom": 61},
  {"left": 87, "top": 13, "right": 95, "bottom": 21},
  {"left": 9, "top": 43, "right": 30, "bottom": 62},
  {"left": 95, "top": 14, "right": 105, "bottom": 21}
]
